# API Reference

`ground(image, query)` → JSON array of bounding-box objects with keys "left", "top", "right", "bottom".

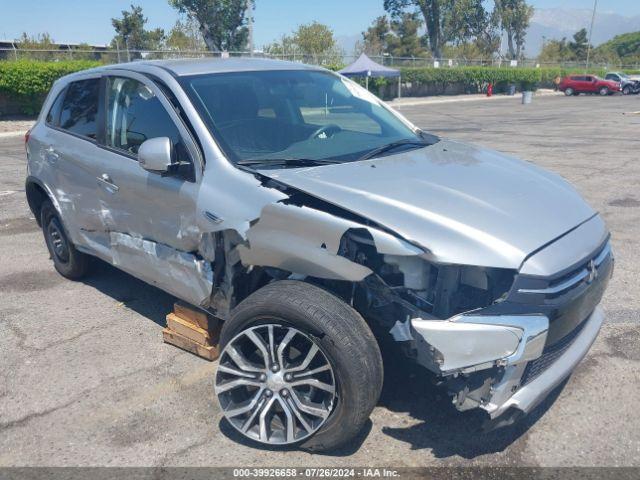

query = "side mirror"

[{"left": 138, "top": 137, "right": 173, "bottom": 173}]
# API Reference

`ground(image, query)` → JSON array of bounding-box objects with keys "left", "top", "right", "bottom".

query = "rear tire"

[
  {"left": 564, "top": 88, "right": 574, "bottom": 96},
  {"left": 40, "top": 200, "right": 90, "bottom": 280},
  {"left": 217, "top": 280, "right": 383, "bottom": 452}
]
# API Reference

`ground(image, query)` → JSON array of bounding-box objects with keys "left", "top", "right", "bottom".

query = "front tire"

[
  {"left": 215, "top": 280, "right": 383, "bottom": 452},
  {"left": 40, "top": 200, "right": 89, "bottom": 279},
  {"left": 599, "top": 86, "right": 610, "bottom": 96},
  {"left": 622, "top": 85, "right": 631, "bottom": 95}
]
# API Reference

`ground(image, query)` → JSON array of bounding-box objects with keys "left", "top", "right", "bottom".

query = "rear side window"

[
  {"left": 105, "top": 76, "right": 189, "bottom": 162},
  {"left": 45, "top": 89, "right": 66, "bottom": 126},
  {"left": 58, "top": 79, "right": 100, "bottom": 139}
]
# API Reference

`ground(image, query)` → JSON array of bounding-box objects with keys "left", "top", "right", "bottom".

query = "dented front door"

[{"left": 94, "top": 72, "right": 211, "bottom": 305}]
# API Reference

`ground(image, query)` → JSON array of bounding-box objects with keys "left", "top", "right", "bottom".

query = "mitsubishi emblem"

[{"left": 587, "top": 259, "right": 597, "bottom": 284}]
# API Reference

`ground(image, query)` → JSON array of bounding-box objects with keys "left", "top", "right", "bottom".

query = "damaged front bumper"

[
  {"left": 403, "top": 233, "right": 612, "bottom": 426},
  {"left": 483, "top": 306, "right": 603, "bottom": 423},
  {"left": 411, "top": 306, "right": 604, "bottom": 423}
]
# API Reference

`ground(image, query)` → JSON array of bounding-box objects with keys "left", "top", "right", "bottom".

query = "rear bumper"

[{"left": 483, "top": 305, "right": 603, "bottom": 420}]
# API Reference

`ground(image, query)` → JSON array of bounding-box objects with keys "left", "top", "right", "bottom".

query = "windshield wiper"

[
  {"left": 357, "top": 139, "right": 430, "bottom": 161},
  {"left": 237, "top": 158, "right": 340, "bottom": 168}
]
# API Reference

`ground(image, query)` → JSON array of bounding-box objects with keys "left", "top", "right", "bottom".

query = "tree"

[
  {"left": 166, "top": 17, "right": 206, "bottom": 50},
  {"left": 592, "top": 31, "right": 640, "bottom": 64},
  {"left": 294, "top": 22, "right": 338, "bottom": 59},
  {"left": 360, "top": 16, "right": 392, "bottom": 56},
  {"left": 388, "top": 12, "right": 427, "bottom": 57},
  {"left": 384, "top": 0, "right": 498, "bottom": 59},
  {"left": 384, "top": 0, "right": 455, "bottom": 58},
  {"left": 537, "top": 29, "right": 595, "bottom": 64},
  {"left": 111, "top": 5, "right": 165, "bottom": 54},
  {"left": 360, "top": 13, "right": 427, "bottom": 58},
  {"left": 169, "top": 0, "right": 252, "bottom": 52},
  {"left": 264, "top": 23, "right": 342, "bottom": 65},
  {"left": 15, "top": 32, "right": 57, "bottom": 60},
  {"left": 494, "top": 0, "right": 533, "bottom": 59},
  {"left": 446, "top": 0, "right": 485, "bottom": 45},
  {"left": 538, "top": 37, "right": 573, "bottom": 64},
  {"left": 264, "top": 34, "right": 301, "bottom": 57},
  {"left": 568, "top": 28, "right": 590, "bottom": 61},
  {"left": 444, "top": 0, "right": 500, "bottom": 58},
  {"left": 15, "top": 32, "right": 56, "bottom": 50}
]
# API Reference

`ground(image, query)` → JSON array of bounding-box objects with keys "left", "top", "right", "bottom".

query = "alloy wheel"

[{"left": 215, "top": 324, "right": 336, "bottom": 445}]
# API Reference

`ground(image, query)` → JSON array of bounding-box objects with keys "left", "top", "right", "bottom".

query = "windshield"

[{"left": 180, "top": 69, "right": 432, "bottom": 168}]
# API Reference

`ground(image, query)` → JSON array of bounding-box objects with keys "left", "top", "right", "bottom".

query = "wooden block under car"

[
  {"left": 166, "top": 312, "right": 217, "bottom": 346},
  {"left": 173, "top": 302, "right": 211, "bottom": 330},
  {"left": 162, "top": 328, "right": 219, "bottom": 361}
]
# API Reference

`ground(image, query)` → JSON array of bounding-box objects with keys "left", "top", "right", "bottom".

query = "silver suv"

[{"left": 25, "top": 58, "right": 612, "bottom": 451}]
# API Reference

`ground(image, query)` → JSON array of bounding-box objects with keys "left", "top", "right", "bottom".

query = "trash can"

[{"left": 522, "top": 91, "right": 533, "bottom": 104}]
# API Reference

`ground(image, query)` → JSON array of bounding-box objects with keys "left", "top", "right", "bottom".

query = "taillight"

[{"left": 24, "top": 129, "right": 31, "bottom": 152}]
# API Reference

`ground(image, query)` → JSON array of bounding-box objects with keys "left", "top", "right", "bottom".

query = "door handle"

[
  {"left": 44, "top": 146, "right": 59, "bottom": 164},
  {"left": 96, "top": 173, "right": 119, "bottom": 193}
]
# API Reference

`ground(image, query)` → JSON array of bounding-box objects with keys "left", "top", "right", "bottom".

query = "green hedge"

[
  {"left": 1, "top": 60, "right": 637, "bottom": 116},
  {"left": 398, "top": 66, "right": 613, "bottom": 90},
  {"left": 0, "top": 60, "right": 99, "bottom": 115},
  {"left": 336, "top": 65, "right": 628, "bottom": 98}
]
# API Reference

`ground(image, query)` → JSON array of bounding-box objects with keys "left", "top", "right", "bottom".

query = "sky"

[{"left": 0, "top": 0, "right": 637, "bottom": 47}]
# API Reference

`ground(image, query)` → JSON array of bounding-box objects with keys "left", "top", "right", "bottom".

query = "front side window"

[
  {"left": 105, "top": 77, "right": 188, "bottom": 162},
  {"left": 58, "top": 79, "right": 100, "bottom": 139},
  {"left": 181, "top": 70, "right": 431, "bottom": 168}
]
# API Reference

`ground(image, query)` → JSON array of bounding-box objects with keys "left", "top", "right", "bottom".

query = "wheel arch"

[{"left": 25, "top": 176, "right": 57, "bottom": 227}]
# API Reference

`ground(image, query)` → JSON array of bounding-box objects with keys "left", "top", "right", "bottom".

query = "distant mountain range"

[
  {"left": 525, "top": 8, "right": 640, "bottom": 55},
  {"left": 336, "top": 8, "right": 640, "bottom": 58}
]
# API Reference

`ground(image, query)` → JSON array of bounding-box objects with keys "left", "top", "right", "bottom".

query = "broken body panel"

[{"left": 26, "top": 58, "right": 612, "bottom": 425}]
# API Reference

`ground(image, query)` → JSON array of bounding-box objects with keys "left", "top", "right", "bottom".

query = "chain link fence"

[{"left": 1, "top": 47, "right": 639, "bottom": 71}]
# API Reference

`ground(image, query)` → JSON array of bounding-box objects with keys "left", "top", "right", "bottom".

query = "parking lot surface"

[{"left": 1, "top": 94, "right": 639, "bottom": 467}]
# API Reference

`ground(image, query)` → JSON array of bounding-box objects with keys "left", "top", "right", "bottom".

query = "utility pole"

[
  {"left": 248, "top": 0, "right": 254, "bottom": 56},
  {"left": 585, "top": 0, "right": 598, "bottom": 72}
]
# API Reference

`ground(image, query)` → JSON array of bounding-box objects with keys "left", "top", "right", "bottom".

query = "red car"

[{"left": 559, "top": 75, "right": 621, "bottom": 96}]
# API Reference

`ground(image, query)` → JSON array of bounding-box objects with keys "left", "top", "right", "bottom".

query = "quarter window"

[
  {"left": 105, "top": 77, "right": 188, "bottom": 162},
  {"left": 46, "top": 89, "right": 66, "bottom": 126},
  {"left": 58, "top": 79, "right": 100, "bottom": 139}
]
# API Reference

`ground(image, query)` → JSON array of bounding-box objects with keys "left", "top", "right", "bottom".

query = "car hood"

[{"left": 259, "top": 139, "right": 597, "bottom": 270}]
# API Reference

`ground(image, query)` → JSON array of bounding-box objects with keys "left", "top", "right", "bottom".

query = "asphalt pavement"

[{"left": 1, "top": 94, "right": 639, "bottom": 467}]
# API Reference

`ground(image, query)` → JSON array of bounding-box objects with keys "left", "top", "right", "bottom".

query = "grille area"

[{"left": 520, "top": 317, "right": 589, "bottom": 386}]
